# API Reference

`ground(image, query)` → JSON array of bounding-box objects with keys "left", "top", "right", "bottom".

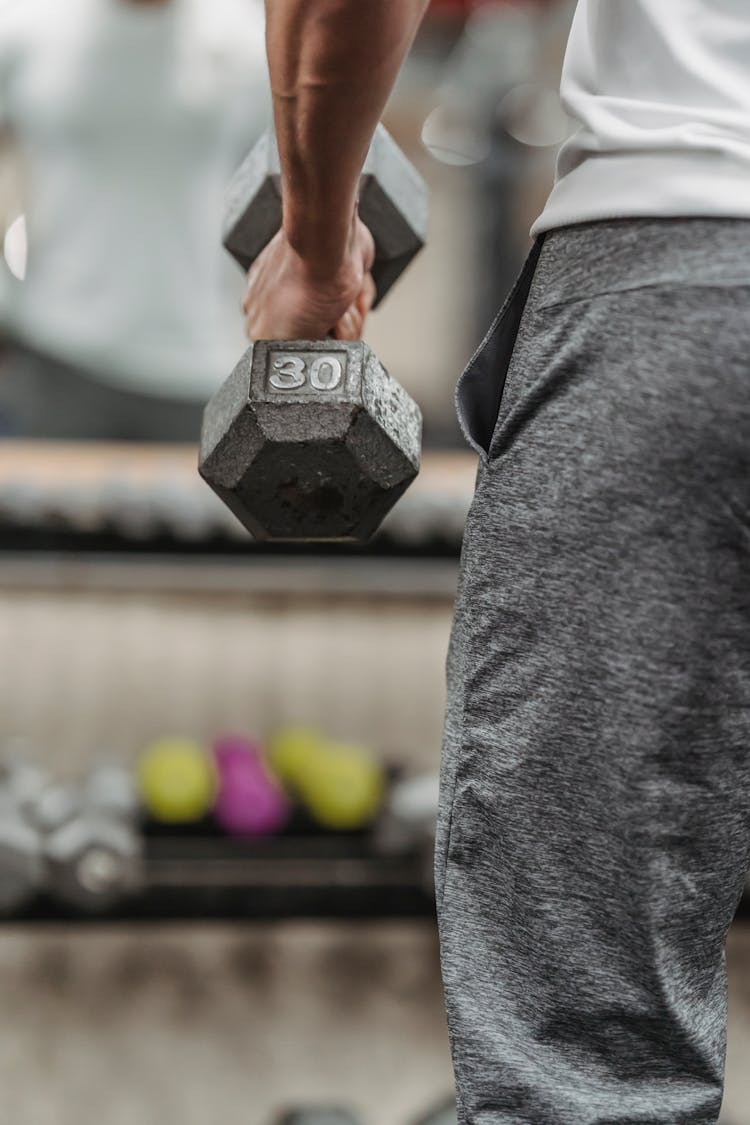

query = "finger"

[
  {"left": 357, "top": 215, "right": 376, "bottom": 274},
  {"left": 333, "top": 309, "right": 359, "bottom": 341},
  {"left": 242, "top": 298, "right": 256, "bottom": 339},
  {"left": 242, "top": 255, "right": 264, "bottom": 317},
  {"left": 332, "top": 304, "right": 362, "bottom": 341},
  {"left": 243, "top": 295, "right": 260, "bottom": 340},
  {"left": 355, "top": 274, "right": 377, "bottom": 320}
]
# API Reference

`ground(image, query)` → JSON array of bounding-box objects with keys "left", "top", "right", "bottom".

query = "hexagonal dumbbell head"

[
  {"left": 0, "top": 756, "right": 83, "bottom": 836},
  {"left": 199, "top": 340, "right": 422, "bottom": 542},
  {"left": 374, "top": 773, "right": 440, "bottom": 855},
  {"left": 223, "top": 125, "right": 429, "bottom": 305},
  {"left": 26, "top": 780, "right": 82, "bottom": 836},
  {"left": 45, "top": 813, "right": 143, "bottom": 913},
  {"left": 0, "top": 758, "right": 49, "bottom": 817},
  {"left": 84, "top": 764, "right": 139, "bottom": 821},
  {"left": 0, "top": 797, "right": 45, "bottom": 914},
  {"left": 40, "top": 766, "right": 143, "bottom": 913}
]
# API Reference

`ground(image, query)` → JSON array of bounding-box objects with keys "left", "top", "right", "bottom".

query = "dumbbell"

[
  {"left": 269, "top": 729, "right": 385, "bottom": 831},
  {"left": 212, "top": 735, "right": 290, "bottom": 837},
  {"left": 300, "top": 741, "right": 385, "bottom": 831},
  {"left": 223, "top": 125, "right": 427, "bottom": 305},
  {"left": 199, "top": 125, "right": 428, "bottom": 542},
  {"left": 44, "top": 765, "right": 143, "bottom": 912},
  {"left": 0, "top": 758, "right": 100, "bottom": 915},
  {"left": 0, "top": 759, "right": 143, "bottom": 914},
  {"left": 374, "top": 772, "right": 439, "bottom": 854},
  {"left": 0, "top": 782, "right": 45, "bottom": 914},
  {"left": 268, "top": 727, "right": 323, "bottom": 790},
  {"left": 0, "top": 802, "right": 44, "bottom": 913},
  {"left": 0, "top": 759, "right": 55, "bottom": 913},
  {"left": 137, "top": 737, "right": 217, "bottom": 825},
  {"left": 374, "top": 772, "right": 440, "bottom": 896}
]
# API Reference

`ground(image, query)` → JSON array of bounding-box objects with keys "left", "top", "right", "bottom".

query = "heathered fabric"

[{"left": 436, "top": 218, "right": 750, "bottom": 1124}]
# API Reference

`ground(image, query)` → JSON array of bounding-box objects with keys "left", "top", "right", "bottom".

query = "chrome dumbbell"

[
  {"left": 0, "top": 759, "right": 52, "bottom": 914},
  {"left": 44, "top": 765, "right": 144, "bottom": 913}
]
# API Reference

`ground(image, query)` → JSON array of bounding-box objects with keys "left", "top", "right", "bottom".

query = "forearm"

[{"left": 265, "top": 0, "right": 428, "bottom": 276}]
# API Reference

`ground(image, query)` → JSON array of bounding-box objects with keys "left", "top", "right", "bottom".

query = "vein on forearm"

[{"left": 265, "top": 0, "right": 428, "bottom": 271}]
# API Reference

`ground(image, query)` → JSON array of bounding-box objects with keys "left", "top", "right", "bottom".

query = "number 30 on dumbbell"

[
  {"left": 270, "top": 352, "right": 345, "bottom": 393},
  {"left": 199, "top": 125, "right": 428, "bottom": 543}
]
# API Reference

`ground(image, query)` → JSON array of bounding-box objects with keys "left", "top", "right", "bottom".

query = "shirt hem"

[{"left": 531, "top": 153, "right": 750, "bottom": 237}]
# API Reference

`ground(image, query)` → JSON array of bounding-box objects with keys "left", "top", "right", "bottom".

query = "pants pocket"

[{"left": 455, "top": 238, "right": 543, "bottom": 461}]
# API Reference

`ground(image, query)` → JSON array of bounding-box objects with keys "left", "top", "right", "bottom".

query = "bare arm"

[
  {"left": 243, "top": 0, "right": 428, "bottom": 342},
  {"left": 265, "top": 0, "right": 429, "bottom": 278}
]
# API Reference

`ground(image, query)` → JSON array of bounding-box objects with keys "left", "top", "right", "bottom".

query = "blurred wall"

[{"left": 0, "top": 568, "right": 454, "bottom": 774}]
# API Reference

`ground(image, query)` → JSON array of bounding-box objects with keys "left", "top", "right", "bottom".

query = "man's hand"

[{"left": 242, "top": 214, "right": 376, "bottom": 342}]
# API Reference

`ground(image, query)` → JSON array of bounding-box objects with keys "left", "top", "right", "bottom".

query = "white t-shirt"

[
  {"left": 0, "top": 0, "right": 269, "bottom": 399},
  {"left": 532, "top": 0, "right": 750, "bottom": 236}
]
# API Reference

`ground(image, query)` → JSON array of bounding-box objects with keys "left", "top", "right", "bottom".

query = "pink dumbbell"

[{"left": 212, "top": 736, "right": 290, "bottom": 837}]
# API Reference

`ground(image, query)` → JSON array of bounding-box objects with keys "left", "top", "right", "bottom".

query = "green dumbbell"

[
  {"left": 269, "top": 729, "right": 385, "bottom": 831},
  {"left": 136, "top": 737, "right": 217, "bottom": 824}
]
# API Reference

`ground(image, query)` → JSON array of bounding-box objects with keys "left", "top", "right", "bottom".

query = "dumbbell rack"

[
  {"left": 12, "top": 827, "right": 435, "bottom": 924},
  {"left": 0, "top": 441, "right": 469, "bottom": 923},
  {"left": 0, "top": 442, "right": 474, "bottom": 553},
  {"left": 6, "top": 442, "right": 741, "bottom": 925}
]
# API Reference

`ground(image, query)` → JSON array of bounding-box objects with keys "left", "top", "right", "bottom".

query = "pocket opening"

[{"left": 454, "top": 238, "right": 544, "bottom": 460}]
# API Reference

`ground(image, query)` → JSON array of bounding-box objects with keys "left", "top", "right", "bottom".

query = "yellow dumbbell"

[
  {"left": 297, "top": 741, "right": 385, "bottom": 831},
  {"left": 136, "top": 737, "right": 216, "bottom": 824},
  {"left": 267, "top": 727, "right": 327, "bottom": 791}
]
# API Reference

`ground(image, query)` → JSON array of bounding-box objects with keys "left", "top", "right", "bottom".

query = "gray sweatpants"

[{"left": 436, "top": 218, "right": 750, "bottom": 1124}]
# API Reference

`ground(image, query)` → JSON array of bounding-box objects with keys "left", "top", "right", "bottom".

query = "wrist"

[{"left": 283, "top": 207, "right": 357, "bottom": 284}]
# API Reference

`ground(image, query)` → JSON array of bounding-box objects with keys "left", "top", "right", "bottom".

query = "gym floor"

[{"left": 1, "top": 918, "right": 749, "bottom": 1125}]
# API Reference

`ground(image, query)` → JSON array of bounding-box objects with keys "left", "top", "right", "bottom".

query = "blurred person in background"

[
  {"left": 245, "top": 1, "right": 750, "bottom": 1123},
  {"left": 431, "top": 0, "right": 574, "bottom": 334},
  {"left": 0, "top": 0, "right": 268, "bottom": 441}
]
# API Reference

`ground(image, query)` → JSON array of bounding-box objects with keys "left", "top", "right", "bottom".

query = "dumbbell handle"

[
  {"left": 201, "top": 127, "right": 425, "bottom": 542},
  {"left": 222, "top": 123, "right": 428, "bottom": 307}
]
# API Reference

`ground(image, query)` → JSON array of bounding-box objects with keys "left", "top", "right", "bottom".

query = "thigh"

[{"left": 438, "top": 279, "right": 750, "bottom": 1123}]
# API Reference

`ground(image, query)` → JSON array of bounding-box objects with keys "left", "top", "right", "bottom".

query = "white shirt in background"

[
  {"left": 0, "top": 0, "right": 269, "bottom": 399},
  {"left": 533, "top": 0, "right": 750, "bottom": 236}
]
